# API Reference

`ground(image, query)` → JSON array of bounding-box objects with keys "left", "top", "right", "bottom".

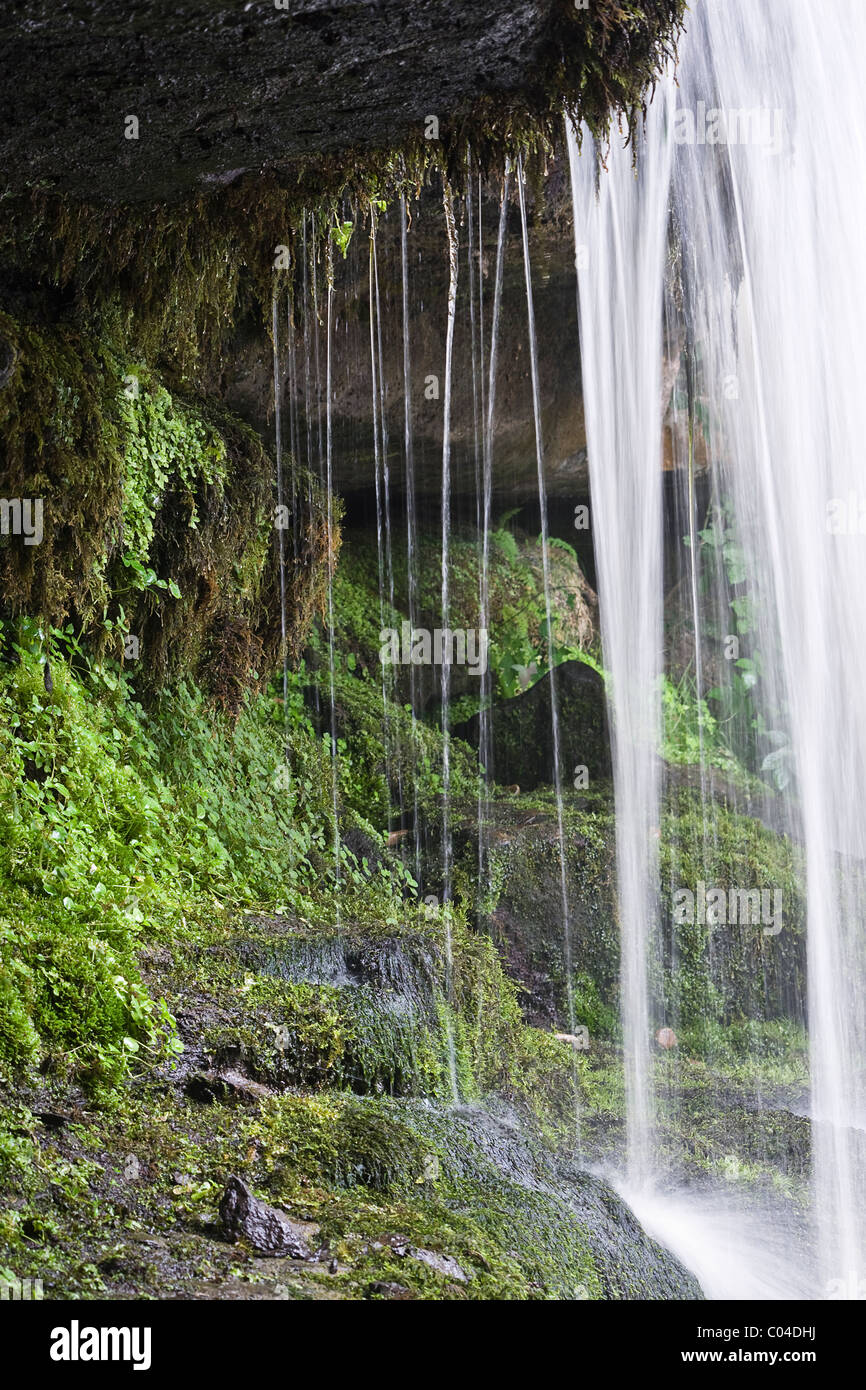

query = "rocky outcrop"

[{"left": 0, "top": 2, "right": 686, "bottom": 204}]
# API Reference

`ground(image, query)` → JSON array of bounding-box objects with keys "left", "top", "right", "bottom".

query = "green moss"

[
  {"left": 657, "top": 786, "right": 807, "bottom": 1032},
  {"left": 0, "top": 308, "right": 123, "bottom": 624},
  {"left": 176, "top": 897, "right": 578, "bottom": 1121},
  {"left": 473, "top": 779, "right": 806, "bottom": 1050},
  {"left": 117, "top": 372, "right": 229, "bottom": 577},
  {"left": 0, "top": 635, "right": 413, "bottom": 1080},
  {"left": 0, "top": 307, "right": 330, "bottom": 705},
  {"left": 197, "top": 974, "right": 449, "bottom": 1102},
  {"left": 480, "top": 791, "right": 620, "bottom": 1027},
  {"left": 240, "top": 1091, "right": 604, "bottom": 1298},
  {"left": 337, "top": 525, "right": 599, "bottom": 716},
  {"left": 0, "top": 944, "right": 39, "bottom": 1067},
  {"left": 233, "top": 1088, "right": 696, "bottom": 1299}
]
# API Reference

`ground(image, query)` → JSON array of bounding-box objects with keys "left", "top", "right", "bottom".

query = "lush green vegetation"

[
  {"left": 0, "top": 319, "right": 810, "bottom": 1301},
  {"left": 0, "top": 617, "right": 420, "bottom": 1084}
]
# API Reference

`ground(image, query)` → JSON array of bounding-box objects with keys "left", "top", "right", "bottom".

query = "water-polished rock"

[{"left": 219, "top": 1176, "right": 317, "bottom": 1258}]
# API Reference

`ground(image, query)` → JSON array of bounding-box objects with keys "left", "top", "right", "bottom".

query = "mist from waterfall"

[{"left": 569, "top": 0, "right": 866, "bottom": 1296}]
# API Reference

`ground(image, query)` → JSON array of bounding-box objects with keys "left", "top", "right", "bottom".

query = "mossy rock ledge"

[{"left": 0, "top": 912, "right": 701, "bottom": 1300}]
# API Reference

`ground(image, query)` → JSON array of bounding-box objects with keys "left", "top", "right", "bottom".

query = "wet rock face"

[
  {"left": 478, "top": 799, "right": 619, "bottom": 1030},
  {"left": 0, "top": 1, "right": 555, "bottom": 203},
  {"left": 221, "top": 165, "right": 591, "bottom": 502},
  {"left": 322, "top": 166, "right": 588, "bottom": 503}
]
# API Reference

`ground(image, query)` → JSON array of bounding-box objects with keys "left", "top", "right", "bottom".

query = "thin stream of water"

[
  {"left": 517, "top": 155, "right": 580, "bottom": 1142},
  {"left": 439, "top": 183, "right": 461, "bottom": 1104},
  {"left": 368, "top": 216, "right": 391, "bottom": 795},
  {"left": 466, "top": 156, "right": 482, "bottom": 534},
  {"left": 324, "top": 241, "right": 342, "bottom": 902},
  {"left": 271, "top": 286, "right": 295, "bottom": 868},
  {"left": 440, "top": 184, "right": 458, "bottom": 908},
  {"left": 285, "top": 282, "right": 301, "bottom": 563},
  {"left": 400, "top": 191, "right": 423, "bottom": 883},
  {"left": 271, "top": 292, "right": 289, "bottom": 722},
  {"left": 478, "top": 159, "right": 511, "bottom": 903}
]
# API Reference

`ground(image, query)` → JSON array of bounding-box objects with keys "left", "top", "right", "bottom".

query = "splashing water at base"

[{"left": 617, "top": 1182, "right": 816, "bottom": 1301}]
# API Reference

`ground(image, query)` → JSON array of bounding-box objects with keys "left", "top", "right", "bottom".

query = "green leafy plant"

[{"left": 330, "top": 219, "right": 354, "bottom": 259}]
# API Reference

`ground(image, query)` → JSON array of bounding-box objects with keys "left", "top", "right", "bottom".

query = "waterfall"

[
  {"left": 569, "top": 0, "right": 866, "bottom": 1293},
  {"left": 568, "top": 89, "right": 675, "bottom": 1185},
  {"left": 670, "top": 0, "right": 866, "bottom": 1292}
]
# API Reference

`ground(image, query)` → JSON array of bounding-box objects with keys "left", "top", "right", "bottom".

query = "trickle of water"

[
  {"left": 371, "top": 213, "right": 395, "bottom": 614},
  {"left": 464, "top": 162, "right": 486, "bottom": 917},
  {"left": 440, "top": 183, "right": 459, "bottom": 908},
  {"left": 271, "top": 289, "right": 296, "bottom": 869},
  {"left": 368, "top": 212, "right": 392, "bottom": 802},
  {"left": 516, "top": 155, "right": 580, "bottom": 1144},
  {"left": 312, "top": 219, "right": 325, "bottom": 482},
  {"left": 477, "top": 169, "right": 486, "bottom": 479},
  {"left": 324, "top": 240, "right": 342, "bottom": 902},
  {"left": 478, "top": 159, "right": 511, "bottom": 902},
  {"left": 400, "top": 191, "right": 423, "bottom": 884},
  {"left": 285, "top": 285, "right": 301, "bottom": 563},
  {"left": 271, "top": 292, "right": 290, "bottom": 720},
  {"left": 439, "top": 182, "right": 461, "bottom": 1105},
  {"left": 302, "top": 214, "right": 315, "bottom": 508},
  {"left": 370, "top": 211, "right": 404, "bottom": 836},
  {"left": 465, "top": 155, "right": 482, "bottom": 530}
]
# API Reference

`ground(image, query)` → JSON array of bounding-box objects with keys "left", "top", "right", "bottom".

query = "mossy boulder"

[
  {"left": 474, "top": 791, "right": 619, "bottom": 1029},
  {"left": 455, "top": 657, "right": 611, "bottom": 789},
  {"left": 470, "top": 784, "right": 806, "bottom": 1046},
  {"left": 247, "top": 1091, "right": 703, "bottom": 1299},
  {"left": 657, "top": 786, "right": 807, "bottom": 1035}
]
